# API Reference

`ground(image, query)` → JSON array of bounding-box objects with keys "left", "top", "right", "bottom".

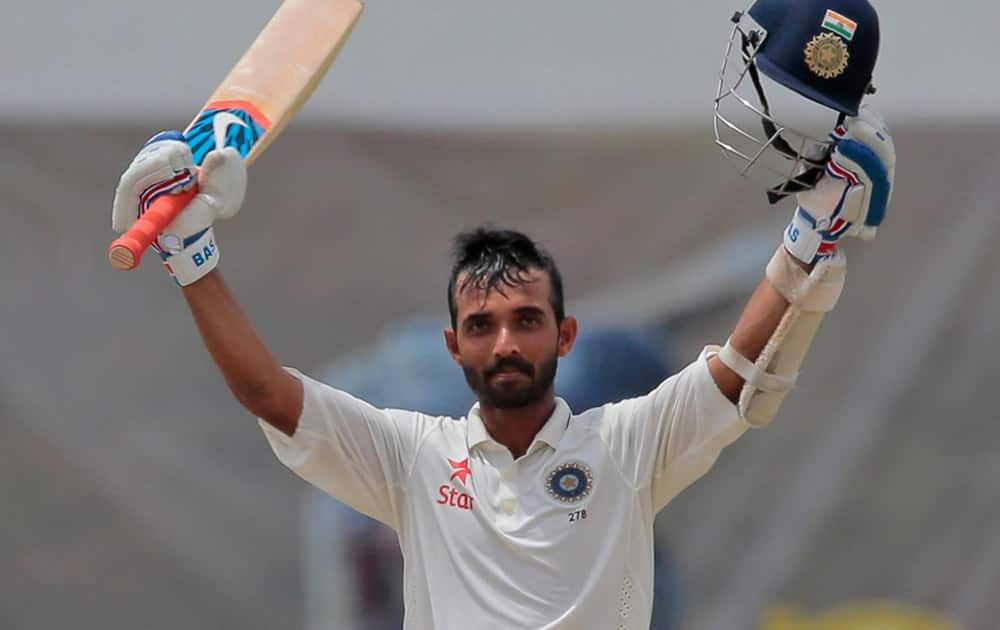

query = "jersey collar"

[{"left": 466, "top": 398, "right": 572, "bottom": 453}]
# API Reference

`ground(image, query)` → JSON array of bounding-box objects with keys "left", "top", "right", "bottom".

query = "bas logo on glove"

[{"left": 190, "top": 237, "right": 218, "bottom": 268}]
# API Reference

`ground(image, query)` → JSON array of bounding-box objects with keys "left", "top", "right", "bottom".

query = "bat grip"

[{"left": 108, "top": 186, "right": 199, "bottom": 270}]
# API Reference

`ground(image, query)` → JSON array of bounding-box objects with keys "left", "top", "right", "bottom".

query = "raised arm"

[
  {"left": 707, "top": 106, "right": 895, "bottom": 426},
  {"left": 111, "top": 132, "right": 301, "bottom": 434},
  {"left": 182, "top": 271, "right": 303, "bottom": 434}
]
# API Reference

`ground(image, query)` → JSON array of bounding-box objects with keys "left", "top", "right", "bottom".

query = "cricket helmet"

[{"left": 714, "top": 0, "right": 881, "bottom": 203}]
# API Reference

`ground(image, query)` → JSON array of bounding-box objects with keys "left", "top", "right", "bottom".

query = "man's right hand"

[{"left": 112, "top": 131, "right": 247, "bottom": 286}]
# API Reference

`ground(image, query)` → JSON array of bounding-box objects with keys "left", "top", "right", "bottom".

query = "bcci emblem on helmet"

[
  {"left": 545, "top": 462, "right": 593, "bottom": 503},
  {"left": 805, "top": 32, "right": 850, "bottom": 79}
]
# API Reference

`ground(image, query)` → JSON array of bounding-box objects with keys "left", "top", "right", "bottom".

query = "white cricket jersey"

[{"left": 260, "top": 348, "right": 749, "bottom": 629}]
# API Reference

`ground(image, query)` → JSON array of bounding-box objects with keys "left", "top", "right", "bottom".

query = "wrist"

[
  {"left": 782, "top": 247, "right": 815, "bottom": 273},
  {"left": 783, "top": 207, "right": 839, "bottom": 265},
  {"left": 158, "top": 227, "right": 220, "bottom": 286}
]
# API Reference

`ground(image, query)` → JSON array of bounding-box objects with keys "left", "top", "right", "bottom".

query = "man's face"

[{"left": 445, "top": 268, "right": 577, "bottom": 410}]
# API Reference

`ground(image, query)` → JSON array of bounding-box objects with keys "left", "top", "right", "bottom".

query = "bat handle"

[{"left": 108, "top": 186, "right": 199, "bottom": 270}]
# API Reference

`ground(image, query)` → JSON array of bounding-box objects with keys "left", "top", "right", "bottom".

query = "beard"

[{"left": 463, "top": 351, "right": 559, "bottom": 410}]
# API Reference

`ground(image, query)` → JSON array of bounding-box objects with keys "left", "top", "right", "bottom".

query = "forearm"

[
  {"left": 708, "top": 254, "right": 814, "bottom": 403},
  {"left": 182, "top": 270, "right": 302, "bottom": 434}
]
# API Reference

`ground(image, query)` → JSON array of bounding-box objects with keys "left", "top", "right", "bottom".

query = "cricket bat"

[{"left": 109, "top": 0, "right": 364, "bottom": 270}]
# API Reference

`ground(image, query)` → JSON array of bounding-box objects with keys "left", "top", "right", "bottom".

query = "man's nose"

[{"left": 493, "top": 325, "right": 521, "bottom": 357}]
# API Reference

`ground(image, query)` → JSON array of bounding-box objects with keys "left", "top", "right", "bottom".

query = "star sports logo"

[
  {"left": 438, "top": 457, "right": 474, "bottom": 511},
  {"left": 448, "top": 458, "right": 472, "bottom": 483}
]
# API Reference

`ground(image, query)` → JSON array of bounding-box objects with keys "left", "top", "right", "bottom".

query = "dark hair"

[{"left": 447, "top": 226, "right": 565, "bottom": 329}]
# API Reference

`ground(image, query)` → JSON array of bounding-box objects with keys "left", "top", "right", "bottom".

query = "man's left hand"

[{"left": 783, "top": 105, "right": 896, "bottom": 265}]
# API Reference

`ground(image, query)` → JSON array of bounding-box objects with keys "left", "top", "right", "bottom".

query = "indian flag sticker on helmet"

[{"left": 821, "top": 9, "right": 858, "bottom": 41}]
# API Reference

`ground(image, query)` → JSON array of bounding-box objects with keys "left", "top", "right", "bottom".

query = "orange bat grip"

[{"left": 108, "top": 186, "right": 199, "bottom": 270}]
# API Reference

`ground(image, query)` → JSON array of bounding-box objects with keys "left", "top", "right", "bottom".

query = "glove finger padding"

[
  {"left": 111, "top": 135, "right": 196, "bottom": 233},
  {"left": 158, "top": 147, "right": 247, "bottom": 253},
  {"left": 787, "top": 106, "right": 895, "bottom": 263},
  {"left": 196, "top": 147, "right": 246, "bottom": 221},
  {"left": 846, "top": 105, "right": 896, "bottom": 182},
  {"left": 835, "top": 105, "right": 895, "bottom": 231}
]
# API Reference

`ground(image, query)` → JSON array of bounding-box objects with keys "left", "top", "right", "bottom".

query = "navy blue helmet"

[
  {"left": 749, "top": 0, "right": 880, "bottom": 116},
  {"left": 714, "top": 0, "right": 882, "bottom": 202}
]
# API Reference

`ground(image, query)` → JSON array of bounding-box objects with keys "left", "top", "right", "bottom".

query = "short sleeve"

[
  {"left": 599, "top": 347, "right": 750, "bottom": 512},
  {"left": 258, "top": 368, "right": 429, "bottom": 530}
]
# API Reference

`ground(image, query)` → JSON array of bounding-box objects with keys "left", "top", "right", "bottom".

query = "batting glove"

[
  {"left": 783, "top": 106, "right": 896, "bottom": 265},
  {"left": 111, "top": 131, "right": 246, "bottom": 285}
]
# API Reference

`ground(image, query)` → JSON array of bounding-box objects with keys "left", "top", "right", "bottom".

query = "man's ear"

[
  {"left": 557, "top": 315, "right": 578, "bottom": 358},
  {"left": 443, "top": 328, "right": 463, "bottom": 366}
]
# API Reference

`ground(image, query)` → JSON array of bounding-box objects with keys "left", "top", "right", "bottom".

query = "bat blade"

[{"left": 109, "top": 0, "right": 364, "bottom": 271}]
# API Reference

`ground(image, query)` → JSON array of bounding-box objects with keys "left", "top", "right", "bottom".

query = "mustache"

[{"left": 484, "top": 356, "right": 534, "bottom": 379}]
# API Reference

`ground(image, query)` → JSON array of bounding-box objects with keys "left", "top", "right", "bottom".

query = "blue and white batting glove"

[
  {"left": 784, "top": 106, "right": 896, "bottom": 265},
  {"left": 111, "top": 131, "right": 247, "bottom": 286}
]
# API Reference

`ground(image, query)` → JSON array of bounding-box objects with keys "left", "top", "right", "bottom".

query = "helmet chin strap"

[{"left": 739, "top": 29, "right": 844, "bottom": 204}]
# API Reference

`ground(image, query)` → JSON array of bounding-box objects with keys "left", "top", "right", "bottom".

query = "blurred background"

[{"left": 3, "top": 1, "right": 998, "bottom": 629}]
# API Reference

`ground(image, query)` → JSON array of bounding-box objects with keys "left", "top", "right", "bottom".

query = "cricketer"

[{"left": 110, "top": 0, "right": 894, "bottom": 627}]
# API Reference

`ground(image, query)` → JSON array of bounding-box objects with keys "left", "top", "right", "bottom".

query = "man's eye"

[
  {"left": 521, "top": 315, "right": 542, "bottom": 327},
  {"left": 468, "top": 320, "right": 489, "bottom": 333}
]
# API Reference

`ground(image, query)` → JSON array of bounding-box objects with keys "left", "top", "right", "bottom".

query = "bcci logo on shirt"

[{"left": 545, "top": 462, "right": 593, "bottom": 503}]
